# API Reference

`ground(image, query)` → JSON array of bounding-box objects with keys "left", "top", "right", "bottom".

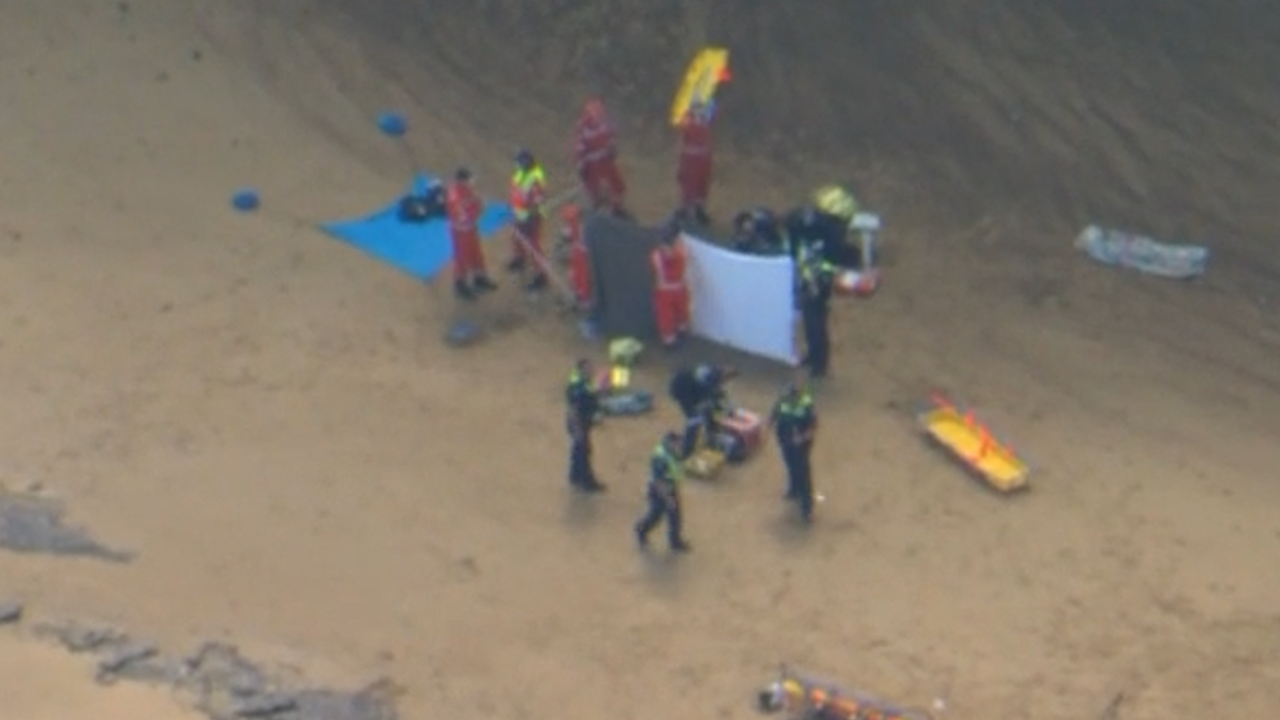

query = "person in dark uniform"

[
  {"left": 634, "top": 431, "right": 692, "bottom": 552},
  {"left": 731, "top": 206, "right": 785, "bottom": 256},
  {"left": 769, "top": 382, "right": 818, "bottom": 522},
  {"left": 796, "top": 243, "right": 837, "bottom": 378},
  {"left": 565, "top": 359, "right": 606, "bottom": 493},
  {"left": 668, "top": 363, "right": 737, "bottom": 458},
  {"left": 783, "top": 204, "right": 853, "bottom": 267}
]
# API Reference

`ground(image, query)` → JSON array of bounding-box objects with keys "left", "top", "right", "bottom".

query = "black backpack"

[{"left": 398, "top": 184, "right": 448, "bottom": 223}]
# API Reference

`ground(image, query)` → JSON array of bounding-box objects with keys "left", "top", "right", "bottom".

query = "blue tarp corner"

[{"left": 320, "top": 174, "right": 513, "bottom": 281}]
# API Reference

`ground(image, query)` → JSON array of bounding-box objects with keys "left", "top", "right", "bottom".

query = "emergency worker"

[
  {"left": 676, "top": 99, "right": 714, "bottom": 225},
  {"left": 565, "top": 358, "right": 606, "bottom": 493},
  {"left": 508, "top": 149, "right": 549, "bottom": 291},
  {"left": 445, "top": 167, "right": 498, "bottom": 300},
  {"left": 573, "top": 99, "right": 628, "bottom": 216},
  {"left": 668, "top": 363, "right": 736, "bottom": 458},
  {"left": 732, "top": 206, "right": 785, "bottom": 255},
  {"left": 560, "top": 203, "right": 592, "bottom": 309},
  {"left": 650, "top": 224, "right": 690, "bottom": 349},
  {"left": 769, "top": 382, "right": 818, "bottom": 522},
  {"left": 797, "top": 241, "right": 837, "bottom": 378},
  {"left": 783, "top": 205, "right": 839, "bottom": 262},
  {"left": 634, "top": 432, "right": 692, "bottom": 553}
]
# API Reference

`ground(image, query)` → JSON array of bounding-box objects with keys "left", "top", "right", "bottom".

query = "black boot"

[
  {"left": 634, "top": 524, "right": 650, "bottom": 548},
  {"left": 454, "top": 280, "right": 476, "bottom": 301},
  {"left": 473, "top": 275, "right": 498, "bottom": 293},
  {"left": 525, "top": 274, "right": 548, "bottom": 292}
]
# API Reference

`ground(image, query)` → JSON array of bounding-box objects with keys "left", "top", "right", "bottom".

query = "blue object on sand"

[
  {"left": 231, "top": 188, "right": 260, "bottom": 212},
  {"left": 445, "top": 319, "right": 483, "bottom": 347},
  {"left": 320, "top": 174, "right": 513, "bottom": 281},
  {"left": 377, "top": 112, "right": 408, "bottom": 137}
]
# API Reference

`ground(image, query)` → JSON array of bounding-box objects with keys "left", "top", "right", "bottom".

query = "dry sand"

[
  {"left": 1, "top": 1, "right": 1279, "bottom": 719},
  {"left": 0, "top": 632, "right": 200, "bottom": 720}
]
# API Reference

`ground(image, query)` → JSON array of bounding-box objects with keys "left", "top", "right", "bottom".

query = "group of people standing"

[
  {"left": 731, "top": 205, "right": 852, "bottom": 378},
  {"left": 443, "top": 97, "right": 718, "bottom": 303},
  {"left": 565, "top": 359, "right": 822, "bottom": 554}
]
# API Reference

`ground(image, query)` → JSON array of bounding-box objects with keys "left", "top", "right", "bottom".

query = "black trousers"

[
  {"left": 568, "top": 432, "right": 595, "bottom": 487},
  {"left": 801, "top": 302, "right": 830, "bottom": 376},
  {"left": 679, "top": 404, "right": 717, "bottom": 458},
  {"left": 636, "top": 483, "right": 684, "bottom": 545},
  {"left": 782, "top": 443, "right": 815, "bottom": 520}
]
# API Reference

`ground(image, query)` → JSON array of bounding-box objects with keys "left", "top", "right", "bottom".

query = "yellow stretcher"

[
  {"left": 917, "top": 394, "right": 1029, "bottom": 493},
  {"left": 670, "top": 47, "right": 731, "bottom": 126}
]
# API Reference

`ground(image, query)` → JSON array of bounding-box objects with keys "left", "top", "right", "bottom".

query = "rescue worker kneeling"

[
  {"left": 634, "top": 432, "right": 692, "bottom": 553},
  {"left": 668, "top": 363, "right": 737, "bottom": 458},
  {"left": 769, "top": 382, "right": 819, "bottom": 522}
]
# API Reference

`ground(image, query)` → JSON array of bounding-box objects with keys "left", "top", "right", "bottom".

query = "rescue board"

[
  {"left": 916, "top": 393, "right": 1029, "bottom": 493},
  {"left": 670, "top": 47, "right": 731, "bottom": 126}
]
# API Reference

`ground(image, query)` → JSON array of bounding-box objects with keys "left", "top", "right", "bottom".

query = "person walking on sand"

[{"left": 635, "top": 432, "right": 692, "bottom": 553}]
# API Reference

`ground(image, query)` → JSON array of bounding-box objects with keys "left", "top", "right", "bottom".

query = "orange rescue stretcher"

[
  {"left": 916, "top": 393, "right": 1030, "bottom": 493},
  {"left": 757, "top": 666, "right": 937, "bottom": 720}
]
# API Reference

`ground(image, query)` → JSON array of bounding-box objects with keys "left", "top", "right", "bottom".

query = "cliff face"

[{"left": 301, "top": 0, "right": 1279, "bottom": 268}]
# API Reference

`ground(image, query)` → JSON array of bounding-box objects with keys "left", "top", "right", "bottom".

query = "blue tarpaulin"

[{"left": 320, "top": 174, "right": 513, "bottom": 281}]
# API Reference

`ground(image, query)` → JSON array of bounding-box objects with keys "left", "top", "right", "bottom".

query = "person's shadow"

[
  {"left": 768, "top": 509, "right": 817, "bottom": 550},
  {"left": 561, "top": 491, "right": 602, "bottom": 529}
]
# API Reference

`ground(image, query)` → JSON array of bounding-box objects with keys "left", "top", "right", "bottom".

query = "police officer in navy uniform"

[
  {"left": 565, "top": 359, "right": 606, "bottom": 493},
  {"left": 783, "top": 203, "right": 851, "bottom": 267},
  {"left": 796, "top": 245, "right": 837, "bottom": 379},
  {"left": 769, "top": 381, "right": 818, "bottom": 522},
  {"left": 732, "top": 206, "right": 785, "bottom": 256},
  {"left": 668, "top": 363, "right": 737, "bottom": 458},
  {"left": 635, "top": 432, "right": 692, "bottom": 552}
]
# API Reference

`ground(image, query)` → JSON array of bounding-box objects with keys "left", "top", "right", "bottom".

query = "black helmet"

[
  {"left": 515, "top": 148, "right": 535, "bottom": 169},
  {"left": 454, "top": 166, "right": 472, "bottom": 182}
]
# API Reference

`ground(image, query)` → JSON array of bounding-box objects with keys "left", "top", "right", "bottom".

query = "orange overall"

[
  {"left": 446, "top": 180, "right": 487, "bottom": 281},
  {"left": 651, "top": 240, "right": 690, "bottom": 346}
]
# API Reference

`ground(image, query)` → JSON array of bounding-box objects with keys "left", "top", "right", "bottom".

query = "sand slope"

[{"left": 1, "top": 1, "right": 1278, "bottom": 719}]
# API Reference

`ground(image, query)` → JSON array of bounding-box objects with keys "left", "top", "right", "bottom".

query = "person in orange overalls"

[
  {"left": 650, "top": 224, "right": 691, "bottom": 349},
  {"left": 507, "top": 148, "right": 549, "bottom": 291},
  {"left": 676, "top": 99, "right": 714, "bottom": 226},
  {"left": 446, "top": 167, "right": 498, "bottom": 301},
  {"left": 573, "top": 99, "right": 628, "bottom": 217},
  {"left": 560, "top": 203, "right": 592, "bottom": 309}
]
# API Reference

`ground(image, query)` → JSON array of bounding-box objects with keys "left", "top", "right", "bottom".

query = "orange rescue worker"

[
  {"left": 446, "top": 167, "right": 498, "bottom": 301},
  {"left": 573, "top": 99, "right": 627, "bottom": 216},
  {"left": 561, "top": 203, "right": 592, "bottom": 309},
  {"left": 650, "top": 224, "right": 691, "bottom": 349},
  {"left": 507, "top": 148, "right": 549, "bottom": 291},
  {"left": 676, "top": 98, "right": 714, "bottom": 225}
]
